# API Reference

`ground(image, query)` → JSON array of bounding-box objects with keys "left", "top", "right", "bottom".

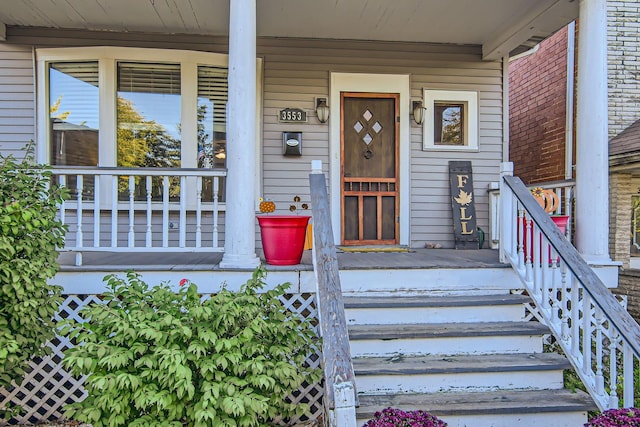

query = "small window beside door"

[{"left": 422, "top": 89, "right": 478, "bottom": 151}]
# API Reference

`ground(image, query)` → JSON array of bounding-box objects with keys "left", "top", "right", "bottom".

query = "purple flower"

[
  {"left": 362, "top": 407, "right": 448, "bottom": 427},
  {"left": 586, "top": 408, "right": 640, "bottom": 427}
]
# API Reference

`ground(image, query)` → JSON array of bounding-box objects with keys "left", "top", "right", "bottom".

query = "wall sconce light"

[
  {"left": 412, "top": 100, "right": 425, "bottom": 125},
  {"left": 316, "top": 97, "right": 330, "bottom": 124}
]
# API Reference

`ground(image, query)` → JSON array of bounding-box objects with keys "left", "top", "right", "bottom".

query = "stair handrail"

[
  {"left": 309, "top": 165, "right": 358, "bottom": 427},
  {"left": 499, "top": 163, "right": 640, "bottom": 410}
]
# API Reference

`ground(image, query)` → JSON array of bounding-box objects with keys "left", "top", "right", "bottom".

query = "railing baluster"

[
  {"left": 213, "top": 176, "right": 219, "bottom": 248},
  {"left": 93, "top": 175, "right": 100, "bottom": 248},
  {"left": 624, "top": 343, "right": 634, "bottom": 407},
  {"left": 179, "top": 175, "right": 186, "bottom": 248},
  {"left": 595, "top": 307, "right": 605, "bottom": 395},
  {"left": 560, "top": 265, "right": 570, "bottom": 342},
  {"left": 609, "top": 329, "right": 620, "bottom": 408},
  {"left": 75, "top": 175, "right": 83, "bottom": 249},
  {"left": 128, "top": 175, "right": 135, "bottom": 248},
  {"left": 571, "top": 281, "right": 580, "bottom": 355},
  {"left": 58, "top": 175, "right": 67, "bottom": 228},
  {"left": 583, "top": 293, "right": 592, "bottom": 374},
  {"left": 111, "top": 175, "right": 118, "bottom": 248},
  {"left": 195, "top": 177, "right": 202, "bottom": 247},
  {"left": 145, "top": 176, "right": 152, "bottom": 247},
  {"left": 162, "top": 176, "right": 169, "bottom": 248}
]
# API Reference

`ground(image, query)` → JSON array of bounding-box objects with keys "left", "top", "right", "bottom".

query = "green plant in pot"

[
  {"left": 60, "top": 266, "right": 321, "bottom": 427},
  {"left": 257, "top": 196, "right": 311, "bottom": 266}
]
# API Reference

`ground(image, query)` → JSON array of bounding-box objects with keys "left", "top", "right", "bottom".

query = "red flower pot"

[{"left": 257, "top": 215, "right": 311, "bottom": 265}]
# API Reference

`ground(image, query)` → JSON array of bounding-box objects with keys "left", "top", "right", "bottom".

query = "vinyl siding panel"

[
  {"left": 0, "top": 43, "right": 34, "bottom": 157},
  {"left": 259, "top": 38, "right": 502, "bottom": 248},
  {"left": 2, "top": 28, "right": 503, "bottom": 248}
]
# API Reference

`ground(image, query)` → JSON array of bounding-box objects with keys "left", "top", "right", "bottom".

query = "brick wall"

[
  {"left": 608, "top": 1, "right": 640, "bottom": 139},
  {"left": 615, "top": 269, "right": 640, "bottom": 321},
  {"left": 609, "top": 173, "right": 633, "bottom": 267},
  {"left": 509, "top": 27, "right": 569, "bottom": 184}
]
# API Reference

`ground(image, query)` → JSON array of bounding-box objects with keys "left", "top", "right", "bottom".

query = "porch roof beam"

[
  {"left": 482, "top": 0, "right": 578, "bottom": 61},
  {"left": 0, "top": 23, "right": 5, "bottom": 41}
]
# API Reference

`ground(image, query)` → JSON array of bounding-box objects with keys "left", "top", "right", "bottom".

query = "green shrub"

[
  {"left": 60, "top": 267, "right": 321, "bottom": 427},
  {"left": 0, "top": 150, "right": 67, "bottom": 408}
]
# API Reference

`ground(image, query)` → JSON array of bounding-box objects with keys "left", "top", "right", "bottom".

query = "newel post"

[{"left": 499, "top": 162, "right": 514, "bottom": 264}]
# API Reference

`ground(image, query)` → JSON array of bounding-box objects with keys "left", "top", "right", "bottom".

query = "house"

[
  {"left": 509, "top": 0, "right": 640, "bottom": 317},
  {"left": 0, "top": 1, "right": 637, "bottom": 426}
]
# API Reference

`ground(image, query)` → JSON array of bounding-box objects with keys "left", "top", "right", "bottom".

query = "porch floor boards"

[{"left": 57, "top": 248, "right": 505, "bottom": 271}]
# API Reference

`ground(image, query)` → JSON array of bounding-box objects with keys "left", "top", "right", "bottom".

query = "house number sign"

[{"left": 278, "top": 108, "right": 307, "bottom": 123}]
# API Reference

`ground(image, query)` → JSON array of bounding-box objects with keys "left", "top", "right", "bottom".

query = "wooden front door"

[{"left": 341, "top": 92, "right": 399, "bottom": 245}]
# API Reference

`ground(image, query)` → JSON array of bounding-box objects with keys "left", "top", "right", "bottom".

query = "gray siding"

[
  {"left": 2, "top": 28, "right": 504, "bottom": 248},
  {"left": 0, "top": 43, "right": 34, "bottom": 157},
  {"left": 259, "top": 38, "right": 503, "bottom": 248}
]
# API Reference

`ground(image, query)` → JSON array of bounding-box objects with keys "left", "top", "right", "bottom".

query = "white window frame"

[
  {"left": 35, "top": 46, "right": 262, "bottom": 171},
  {"left": 422, "top": 89, "right": 479, "bottom": 152}
]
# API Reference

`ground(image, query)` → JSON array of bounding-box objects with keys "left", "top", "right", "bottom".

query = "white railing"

[
  {"left": 499, "top": 164, "right": 640, "bottom": 410},
  {"left": 488, "top": 179, "right": 574, "bottom": 249},
  {"left": 52, "top": 167, "right": 225, "bottom": 265}
]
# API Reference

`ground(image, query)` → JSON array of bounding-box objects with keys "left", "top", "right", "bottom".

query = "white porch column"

[
  {"left": 220, "top": 0, "right": 260, "bottom": 269},
  {"left": 575, "top": 0, "right": 610, "bottom": 264}
]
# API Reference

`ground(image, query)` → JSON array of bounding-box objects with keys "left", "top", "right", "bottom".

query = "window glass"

[
  {"left": 198, "top": 66, "right": 228, "bottom": 201},
  {"left": 632, "top": 196, "right": 640, "bottom": 256},
  {"left": 434, "top": 103, "right": 464, "bottom": 146},
  {"left": 117, "top": 62, "right": 181, "bottom": 169},
  {"left": 197, "top": 66, "right": 228, "bottom": 169},
  {"left": 49, "top": 62, "right": 99, "bottom": 166}
]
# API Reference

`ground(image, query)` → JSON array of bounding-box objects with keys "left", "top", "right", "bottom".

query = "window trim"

[
  {"left": 36, "top": 46, "right": 263, "bottom": 208},
  {"left": 422, "top": 89, "right": 479, "bottom": 152},
  {"left": 35, "top": 46, "right": 262, "bottom": 167}
]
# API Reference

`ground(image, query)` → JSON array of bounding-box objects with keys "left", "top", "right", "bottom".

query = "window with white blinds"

[
  {"left": 116, "top": 62, "right": 182, "bottom": 169},
  {"left": 48, "top": 61, "right": 99, "bottom": 167},
  {"left": 39, "top": 47, "right": 238, "bottom": 202},
  {"left": 197, "top": 66, "right": 228, "bottom": 169}
]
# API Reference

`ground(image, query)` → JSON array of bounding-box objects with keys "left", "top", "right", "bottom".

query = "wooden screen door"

[{"left": 341, "top": 92, "right": 399, "bottom": 245}]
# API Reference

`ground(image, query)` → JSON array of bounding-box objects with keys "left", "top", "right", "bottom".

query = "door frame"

[
  {"left": 340, "top": 92, "right": 400, "bottom": 245},
  {"left": 329, "top": 73, "right": 410, "bottom": 246}
]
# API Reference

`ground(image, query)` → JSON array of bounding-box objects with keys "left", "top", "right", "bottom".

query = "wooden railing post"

[{"left": 309, "top": 160, "right": 357, "bottom": 427}]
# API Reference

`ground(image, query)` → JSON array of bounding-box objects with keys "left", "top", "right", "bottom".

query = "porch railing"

[
  {"left": 489, "top": 178, "right": 574, "bottom": 249},
  {"left": 309, "top": 163, "right": 358, "bottom": 427},
  {"left": 499, "top": 164, "right": 640, "bottom": 410},
  {"left": 52, "top": 166, "right": 225, "bottom": 265}
]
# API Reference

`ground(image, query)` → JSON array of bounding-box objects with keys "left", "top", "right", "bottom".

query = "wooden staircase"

[{"left": 343, "top": 290, "right": 597, "bottom": 427}]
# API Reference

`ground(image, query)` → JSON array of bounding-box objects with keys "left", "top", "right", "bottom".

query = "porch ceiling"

[{"left": 0, "top": 0, "right": 578, "bottom": 60}]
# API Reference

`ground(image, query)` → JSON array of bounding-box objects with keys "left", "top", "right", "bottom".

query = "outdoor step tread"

[
  {"left": 356, "top": 389, "right": 597, "bottom": 417},
  {"left": 353, "top": 352, "right": 570, "bottom": 375},
  {"left": 344, "top": 293, "right": 530, "bottom": 309},
  {"left": 348, "top": 321, "right": 550, "bottom": 340}
]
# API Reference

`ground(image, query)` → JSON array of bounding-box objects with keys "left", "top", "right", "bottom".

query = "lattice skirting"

[{"left": 0, "top": 293, "right": 323, "bottom": 426}]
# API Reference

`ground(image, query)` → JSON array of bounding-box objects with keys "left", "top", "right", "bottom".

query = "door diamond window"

[
  {"left": 354, "top": 121, "right": 364, "bottom": 133},
  {"left": 372, "top": 121, "right": 382, "bottom": 133},
  {"left": 363, "top": 109, "right": 373, "bottom": 121},
  {"left": 363, "top": 134, "right": 373, "bottom": 145}
]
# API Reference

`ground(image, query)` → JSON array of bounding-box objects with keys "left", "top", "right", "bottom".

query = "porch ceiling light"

[
  {"left": 316, "top": 97, "right": 330, "bottom": 124},
  {"left": 413, "top": 100, "right": 425, "bottom": 125}
]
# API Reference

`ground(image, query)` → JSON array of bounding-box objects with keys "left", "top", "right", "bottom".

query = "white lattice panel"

[{"left": 0, "top": 293, "right": 323, "bottom": 426}]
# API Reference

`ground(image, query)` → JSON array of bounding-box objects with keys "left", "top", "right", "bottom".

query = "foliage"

[
  {"left": 0, "top": 149, "right": 68, "bottom": 416},
  {"left": 60, "top": 266, "right": 321, "bottom": 427},
  {"left": 361, "top": 407, "right": 448, "bottom": 427},
  {"left": 586, "top": 408, "right": 640, "bottom": 426}
]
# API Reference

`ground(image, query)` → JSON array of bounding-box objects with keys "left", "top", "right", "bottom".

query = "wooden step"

[
  {"left": 348, "top": 321, "right": 549, "bottom": 357},
  {"left": 357, "top": 389, "right": 596, "bottom": 427},
  {"left": 354, "top": 352, "right": 569, "bottom": 394},
  {"left": 344, "top": 294, "right": 530, "bottom": 324}
]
